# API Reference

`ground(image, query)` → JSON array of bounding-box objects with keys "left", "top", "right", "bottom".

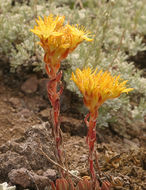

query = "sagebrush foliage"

[{"left": 0, "top": 0, "right": 145, "bottom": 127}]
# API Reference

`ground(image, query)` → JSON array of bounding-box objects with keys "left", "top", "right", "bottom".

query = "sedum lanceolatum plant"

[
  {"left": 31, "top": 14, "right": 112, "bottom": 190},
  {"left": 71, "top": 67, "right": 133, "bottom": 187},
  {"left": 30, "top": 13, "right": 134, "bottom": 190},
  {"left": 31, "top": 14, "right": 92, "bottom": 177}
]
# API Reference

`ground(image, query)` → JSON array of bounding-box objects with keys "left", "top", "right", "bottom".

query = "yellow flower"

[
  {"left": 30, "top": 15, "right": 65, "bottom": 39},
  {"left": 31, "top": 14, "right": 93, "bottom": 65},
  {"left": 65, "top": 24, "right": 93, "bottom": 51},
  {"left": 71, "top": 67, "right": 133, "bottom": 112}
]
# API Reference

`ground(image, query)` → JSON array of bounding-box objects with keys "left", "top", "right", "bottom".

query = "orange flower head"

[
  {"left": 71, "top": 67, "right": 133, "bottom": 112},
  {"left": 31, "top": 15, "right": 93, "bottom": 68}
]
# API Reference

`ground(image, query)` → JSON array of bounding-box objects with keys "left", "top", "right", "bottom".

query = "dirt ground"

[{"left": 0, "top": 66, "right": 146, "bottom": 190}]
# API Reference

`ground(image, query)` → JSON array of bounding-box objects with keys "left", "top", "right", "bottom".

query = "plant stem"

[
  {"left": 85, "top": 110, "right": 98, "bottom": 182},
  {"left": 85, "top": 111, "right": 111, "bottom": 190},
  {"left": 44, "top": 54, "right": 64, "bottom": 177}
]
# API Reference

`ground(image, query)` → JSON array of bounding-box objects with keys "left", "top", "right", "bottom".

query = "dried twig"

[{"left": 39, "top": 145, "right": 82, "bottom": 181}]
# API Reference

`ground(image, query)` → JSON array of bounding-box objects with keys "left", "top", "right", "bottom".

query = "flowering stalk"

[
  {"left": 31, "top": 14, "right": 92, "bottom": 177},
  {"left": 84, "top": 111, "right": 98, "bottom": 181},
  {"left": 71, "top": 67, "right": 133, "bottom": 188},
  {"left": 45, "top": 62, "right": 64, "bottom": 175}
]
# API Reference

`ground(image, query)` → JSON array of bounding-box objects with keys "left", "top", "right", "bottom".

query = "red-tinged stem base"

[
  {"left": 84, "top": 110, "right": 98, "bottom": 181},
  {"left": 84, "top": 110, "right": 111, "bottom": 190},
  {"left": 45, "top": 62, "right": 64, "bottom": 177}
]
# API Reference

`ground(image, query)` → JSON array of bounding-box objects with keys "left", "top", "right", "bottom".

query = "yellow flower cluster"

[
  {"left": 31, "top": 14, "right": 133, "bottom": 111},
  {"left": 31, "top": 15, "right": 92, "bottom": 65},
  {"left": 71, "top": 67, "right": 133, "bottom": 112}
]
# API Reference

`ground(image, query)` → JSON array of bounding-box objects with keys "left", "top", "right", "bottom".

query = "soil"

[{"left": 0, "top": 65, "right": 146, "bottom": 190}]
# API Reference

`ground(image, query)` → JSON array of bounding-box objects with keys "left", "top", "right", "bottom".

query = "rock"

[
  {"left": 8, "top": 168, "right": 50, "bottom": 189},
  {"left": 0, "top": 122, "right": 55, "bottom": 182},
  {"left": 0, "top": 152, "right": 30, "bottom": 182},
  {"left": 60, "top": 116, "right": 87, "bottom": 137},
  {"left": 21, "top": 76, "right": 38, "bottom": 94},
  {"left": 43, "top": 169, "right": 57, "bottom": 181},
  {"left": 8, "top": 168, "right": 31, "bottom": 188}
]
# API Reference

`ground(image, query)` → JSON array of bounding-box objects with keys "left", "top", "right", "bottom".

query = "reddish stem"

[
  {"left": 85, "top": 110, "right": 111, "bottom": 190},
  {"left": 85, "top": 110, "right": 98, "bottom": 182},
  {"left": 44, "top": 54, "right": 64, "bottom": 177}
]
